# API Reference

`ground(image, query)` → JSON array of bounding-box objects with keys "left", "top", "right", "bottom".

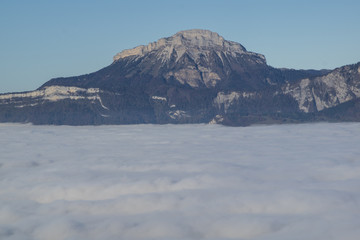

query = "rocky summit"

[{"left": 0, "top": 29, "right": 359, "bottom": 126}]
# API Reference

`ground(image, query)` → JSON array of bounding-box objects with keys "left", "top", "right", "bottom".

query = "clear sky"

[{"left": 1, "top": 0, "right": 360, "bottom": 93}]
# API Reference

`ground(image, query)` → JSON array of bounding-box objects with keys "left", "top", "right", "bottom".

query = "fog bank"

[{"left": 1, "top": 123, "right": 360, "bottom": 239}]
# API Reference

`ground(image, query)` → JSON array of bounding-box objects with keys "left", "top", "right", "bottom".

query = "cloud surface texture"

[{"left": 1, "top": 123, "right": 360, "bottom": 240}]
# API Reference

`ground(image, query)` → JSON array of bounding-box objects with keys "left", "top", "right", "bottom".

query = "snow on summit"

[{"left": 113, "top": 29, "right": 259, "bottom": 62}]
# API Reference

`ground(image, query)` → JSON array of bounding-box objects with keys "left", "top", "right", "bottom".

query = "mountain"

[{"left": 0, "top": 29, "right": 359, "bottom": 126}]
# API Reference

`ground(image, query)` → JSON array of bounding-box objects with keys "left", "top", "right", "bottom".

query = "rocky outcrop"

[
  {"left": 283, "top": 63, "right": 360, "bottom": 113},
  {"left": 0, "top": 86, "right": 105, "bottom": 108},
  {"left": 113, "top": 29, "right": 255, "bottom": 62}
]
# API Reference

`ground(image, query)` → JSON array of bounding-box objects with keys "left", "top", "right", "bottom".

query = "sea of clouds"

[{"left": 1, "top": 122, "right": 360, "bottom": 240}]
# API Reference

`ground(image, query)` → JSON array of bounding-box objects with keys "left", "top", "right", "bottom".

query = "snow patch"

[
  {"left": 14, "top": 103, "right": 39, "bottom": 108},
  {"left": 151, "top": 96, "right": 167, "bottom": 101},
  {"left": 0, "top": 86, "right": 101, "bottom": 101},
  {"left": 0, "top": 86, "right": 108, "bottom": 109},
  {"left": 168, "top": 110, "right": 189, "bottom": 119},
  {"left": 209, "top": 115, "right": 224, "bottom": 124},
  {"left": 97, "top": 97, "right": 109, "bottom": 110},
  {"left": 0, "top": 90, "right": 44, "bottom": 100}
]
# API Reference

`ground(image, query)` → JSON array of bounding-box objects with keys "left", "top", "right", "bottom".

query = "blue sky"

[{"left": 1, "top": 0, "right": 360, "bottom": 93}]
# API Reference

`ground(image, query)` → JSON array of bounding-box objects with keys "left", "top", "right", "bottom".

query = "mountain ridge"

[{"left": 0, "top": 29, "right": 359, "bottom": 126}]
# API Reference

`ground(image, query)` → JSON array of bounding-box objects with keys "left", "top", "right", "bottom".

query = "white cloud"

[{"left": 0, "top": 123, "right": 360, "bottom": 239}]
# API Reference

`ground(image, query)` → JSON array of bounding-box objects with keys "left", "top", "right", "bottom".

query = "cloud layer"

[{"left": 1, "top": 123, "right": 360, "bottom": 240}]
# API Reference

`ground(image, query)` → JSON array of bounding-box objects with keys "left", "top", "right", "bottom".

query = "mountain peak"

[
  {"left": 113, "top": 29, "right": 248, "bottom": 62},
  {"left": 175, "top": 29, "right": 219, "bottom": 36},
  {"left": 173, "top": 29, "right": 226, "bottom": 47},
  {"left": 110, "top": 29, "right": 267, "bottom": 88}
]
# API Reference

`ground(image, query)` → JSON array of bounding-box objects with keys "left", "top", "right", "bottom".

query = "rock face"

[
  {"left": 283, "top": 63, "right": 360, "bottom": 112},
  {"left": 111, "top": 29, "right": 266, "bottom": 88},
  {"left": 0, "top": 29, "right": 359, "bottom": 126}
]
